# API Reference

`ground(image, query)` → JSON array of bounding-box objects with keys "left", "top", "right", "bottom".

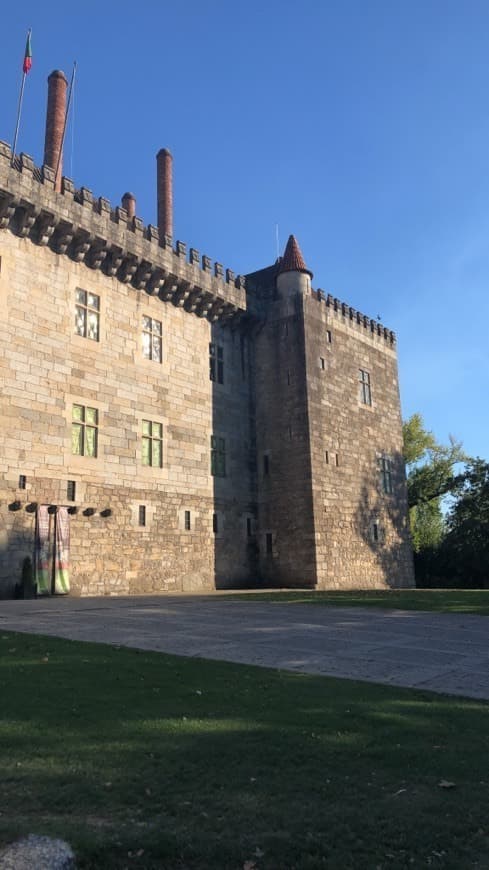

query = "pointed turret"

[
  {"left": 278, "top": 234, "right": 313, "bottom": 277},
  {"left": 276, "top": 234, "right": 313, "bottom": 297}
]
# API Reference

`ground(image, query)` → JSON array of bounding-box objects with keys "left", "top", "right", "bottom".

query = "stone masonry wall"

[
  {"left": 0, "top": 231, "right": 254, "bottom": 596},
  {"left": 253, "top": 293, "right": 317, "bottom": 586},
  {"left": 302, "top": 293, "right": 414, "bottom": 588}
]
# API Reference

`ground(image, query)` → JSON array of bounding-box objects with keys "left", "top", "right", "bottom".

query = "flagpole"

[
  {"left": 11, "top": 28, "right": 32, "bottom": 166},
  {"left": 55, "top": 61, "right": 77, "bottom": 186}
]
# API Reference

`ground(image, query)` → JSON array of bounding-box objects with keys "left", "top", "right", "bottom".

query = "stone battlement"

[
  {"left": 314, "top": 288, "right": 396, "bottom": 345},
  {"left": 0, "top": 142, "right": 248, "bottom": 327}
]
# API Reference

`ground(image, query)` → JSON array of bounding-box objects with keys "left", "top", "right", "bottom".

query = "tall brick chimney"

[
  {"left": 43, "top": 70, "right": 68, "bottom": 192},
  {"left": 156, "top": 148, "right": 173, "bottom": 243},
  {"left": 121, "top": 192, "right": 136, "bottom": 219}
]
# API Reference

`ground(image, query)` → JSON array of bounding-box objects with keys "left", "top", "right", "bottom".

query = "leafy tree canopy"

[{"left": 402, "top": 413, "right": 466, "bottom": 509}]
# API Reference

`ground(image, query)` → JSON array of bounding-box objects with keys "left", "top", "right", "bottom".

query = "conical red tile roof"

[{"left": 278, "top": 234, "right": 312, "bottom": 277}]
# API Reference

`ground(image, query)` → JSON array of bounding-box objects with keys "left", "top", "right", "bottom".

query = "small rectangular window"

[
  {"left": 372, "top": 522, "right": 379, "bottom": 542},
  {"left": 209, "top": 343, "right": 224, "bottom": 384},
  {"left": 75, "top": 289, "right": 100, "bottom": 341},
  {"left": 142, "top": 420, "right": 163, "bottom": 467},
  {"left": 72, "top": 404, "right": 98, "bottom": 457},
  {"left": 18, "top": 475, "right": 26, "bottom": 490},
  {"left": 67, "top": 480, "right": 76, "bottom": 501},
  {"left": 139, "top": 505, "right": 146, "bottom": 527},
  {"left": 359, "top": 369, "right": 372, "bottom": 406},
  {"left": 379, "top": 455, "right": 393, "bottom": 494},
  {"left": 213, "top": 513, "right": 218, "bottom": 534},
  {"left": 320, "top": 357, "right": 326, "bottom": 370},
  {"left": 326, "top": 329, "right": 332, "bottom": 344},
  {"left": 263, "top": 454, "right": 270, "bottom": 476},
  {"left": 210, "top": 435, "right": 226, "bottom": 477},
  {"left": 266, "top": 532, "right": 273, "bottom": 555},
  {"left": 246, "top": 517, "right": 252, "bottom": 537},
  {"left": 142, "top": 316, "right": 162, "bottom": 362},
  {"left": 184, "top": 510, "right": 191, "bottom": 531}
]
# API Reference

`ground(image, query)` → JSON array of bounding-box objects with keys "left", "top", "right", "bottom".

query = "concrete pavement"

[{"left": 1, "top": 594, "right": 488, "bottom": 700}]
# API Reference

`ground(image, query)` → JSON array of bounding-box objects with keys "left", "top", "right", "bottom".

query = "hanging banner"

[
  {"left": 54, "top": 507, "right": 70, "bottom": 594},
  {"left": 35, "top": 505, "right": 52, "bottom": 596}
]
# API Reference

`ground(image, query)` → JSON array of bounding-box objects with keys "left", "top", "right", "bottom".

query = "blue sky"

[{"left": 1, "top": 1, "right": 488, "bottom": 461}]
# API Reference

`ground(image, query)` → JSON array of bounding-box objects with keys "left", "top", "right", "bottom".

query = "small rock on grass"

[{"left": 0, "top": 834, "right": 76, "bottom": 869}]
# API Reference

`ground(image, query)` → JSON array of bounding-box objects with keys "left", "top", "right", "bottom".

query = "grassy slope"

[
  {"left": 0, "top": 631, "right": 488, "bottom": 869},
  {"left": 227, "top": 589, "right": 489, "bottom": 615}
]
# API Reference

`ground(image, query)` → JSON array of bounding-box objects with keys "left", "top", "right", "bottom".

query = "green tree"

[
  {"left": 402, "top": 414, "right": 466, "bottom": 555},
  {"left": 403, "top": 414, "right": 466, "bottom": 510},
  {"left": 442, "top": 459, "right": 489, "bottom": 587}
]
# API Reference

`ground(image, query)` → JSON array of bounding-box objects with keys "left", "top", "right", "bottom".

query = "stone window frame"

[
  {"left": 141, "top": 419, "right": 163, "bottom": 468},
  {"left": 265, "top": 531, "right": 274, "bottom": 557},
  {"left": 75, "top": 288, "right": 100, "bottom": 342},
  {"left": 370, "top": 518, "right": 383, "bottom": 544},
  {"left": 72, "top": 404, "right": 98, "bottom": 458},
  {"left": 359, "top": 368, "right": 372, "bottom": 406},
  {"left": 209, "top": 342, "right": 224, "bottom": 384},
  {"left": 142, "top": 314, "right": 162, "bottom": 363},
  {"left": 210, "top": 435, "right": 226, "bottom": 477},
  {"left": 378, "top": 453, "right": 393, "bottom": 494},
  {"left": 178, "top": 507, "right": 198, "bottom": 533}
]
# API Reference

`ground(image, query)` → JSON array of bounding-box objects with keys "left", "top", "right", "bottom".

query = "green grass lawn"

[
  {"left": 227, "top": 589, "right": 489, "bottom": 615},
  {"left": 1, "top": 632, "right": 488, "bottom": 870}
]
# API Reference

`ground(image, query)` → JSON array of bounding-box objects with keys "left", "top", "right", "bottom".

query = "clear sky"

[{"left": 1, "top": 0, "right": 488, "bottom": 461}]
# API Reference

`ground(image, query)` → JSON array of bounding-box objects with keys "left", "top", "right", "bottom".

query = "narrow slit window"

[
  {"left": 18, "top": 475, "right": 26, "bottom": 490},
  {"left": 210, "top": 435, "right": 226, "bottom": 477},
  {"left": 67, "top": 480, "right": 76, "bottom": 501},
  {"left": 263, "top": 455, "right": 270, "bottom": 476},
  {"left": 139, "top": 505, "right": 146, "bottom": 527},
  {"left": 320, "top": 357, "right": 326, "bottom": 370},
  {"left": 184, "top": 510, "right": 191, "bottom": 531},
  {"left": 209, "top": 343, "right": 224, "bottom": 384},
  {"left": 326, "top": 329, "right": 332, "bottom": 344},
  {"left": 335, "top": 453, "right": 340, "bottom": 467},
  {"left": 266, "top": 532, "right": 273, "bottom": 555},
  {"left": 246, "top": 517, "right": 252, "bottom": 537},
  {"left": 213, "top": 513, "right": 218, "bottom": 534},
  {"left": 325, "top": 450, "right": 329, "bottom": 465},
  {"left": 379, "top": 455, "right": 393, "bottom": 494}
]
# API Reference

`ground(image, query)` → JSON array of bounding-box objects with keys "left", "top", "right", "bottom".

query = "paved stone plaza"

[{"left": 1, "top": 594, "right": 488, "bottom": 699}]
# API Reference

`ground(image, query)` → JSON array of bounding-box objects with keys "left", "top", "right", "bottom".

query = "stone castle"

[{"left": 0, "top": 69, "right": 414, "bottom": 597}]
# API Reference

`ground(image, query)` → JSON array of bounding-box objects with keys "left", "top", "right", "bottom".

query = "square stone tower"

[{"left": 247, "top": 235, "right": 414, "bottom": 588}]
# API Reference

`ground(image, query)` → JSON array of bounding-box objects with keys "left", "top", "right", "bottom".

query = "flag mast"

[{"left": 11, "top": 28, "right": 32, "bottom": 165}]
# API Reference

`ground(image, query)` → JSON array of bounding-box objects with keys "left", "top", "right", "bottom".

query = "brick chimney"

[
  {"left": 156, "top": 148, "right": 173, "bottom": 243},
  {"left": 121, "top": 192, "right": 136, "bottom": 219},
  {"left": 43, "top": 70, "right": 68, "bottom": 192}
]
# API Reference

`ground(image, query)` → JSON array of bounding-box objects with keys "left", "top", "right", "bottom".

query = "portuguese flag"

[{"left": 23, "top": 30, "right": 32, "bottom": 74}]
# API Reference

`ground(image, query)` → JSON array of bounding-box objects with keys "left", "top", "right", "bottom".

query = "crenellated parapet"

[
  {"left": 0, "top": 142, "right": 249, "bottom": 328},
  {"left": 314, "top": 288, "right": 396, "bottom": 346}
]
